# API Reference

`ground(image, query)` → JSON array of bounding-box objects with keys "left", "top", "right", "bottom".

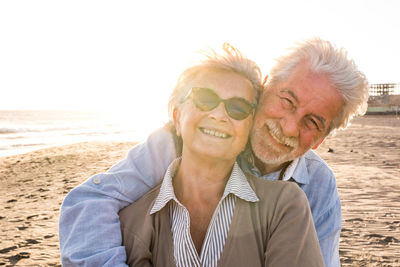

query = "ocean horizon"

[{"left": 0, "top": 110, "right": 154, "bottom": 158}]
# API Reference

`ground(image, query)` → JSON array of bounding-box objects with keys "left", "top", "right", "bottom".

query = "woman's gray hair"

[
  {"left": 168, "top": 43, "right": 262, "bottom": 120},
  {"left": 267, "top": 38, "right": 369, "bottom": 132}
]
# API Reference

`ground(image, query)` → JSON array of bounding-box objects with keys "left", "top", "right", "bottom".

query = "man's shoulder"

[
  {"left": 303, "top": 149, "right": 331, "bottom": 169},
  {"left": 299, "top": 150, "right": 340, "bottom": 217},
  {"left": 109, "top": 125, "right": 175, "bottom": 172},
  {"left": 301, "top": 150, "right": 336, "bottom": 181}
]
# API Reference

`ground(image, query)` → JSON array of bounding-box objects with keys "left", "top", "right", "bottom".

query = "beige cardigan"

[{"left": 119, "top": 173, "right": 324, "bottom": 267}]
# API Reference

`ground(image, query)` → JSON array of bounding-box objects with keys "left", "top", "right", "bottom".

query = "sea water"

[{"left": 0, "top": 110, "right": 149, "bottom": 157}]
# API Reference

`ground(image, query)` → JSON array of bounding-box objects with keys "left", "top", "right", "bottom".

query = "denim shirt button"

[{"left": 93, "top": 177, "right": 101, "bottom": 184}]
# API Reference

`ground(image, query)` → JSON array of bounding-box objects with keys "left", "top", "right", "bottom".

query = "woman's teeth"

[{"left": 200, "top": 128, "right": 229, "bottom": 138}]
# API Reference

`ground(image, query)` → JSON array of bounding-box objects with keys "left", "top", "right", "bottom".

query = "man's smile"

[{"left": 264, "top": 120, "right": 298, "bottom": 150}]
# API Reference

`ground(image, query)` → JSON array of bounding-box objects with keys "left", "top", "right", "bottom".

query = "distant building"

[{"left": 367, "top": 83, "right": 400, "bottom": 114}]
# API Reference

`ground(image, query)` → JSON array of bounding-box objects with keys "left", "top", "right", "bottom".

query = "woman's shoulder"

[
  {"left": 119, "top": 185, "right": 161, "bottom": 229},
  {"left": 244, "top": 173, "right": 307, "bottom": 204}
]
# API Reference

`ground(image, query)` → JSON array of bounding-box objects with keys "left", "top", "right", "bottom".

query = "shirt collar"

[
  {"left": 281, "top": 158, "right": 299, "bottom": 181},
  {"left": 290, "top": 151, "right": 310, "bottom": 185},
  {"left": 151, "top": 159, "right": 259, "bottom": 214},
  {"left": 223, "top": 162, "right": 259, "bottom": 202},
  {"left": 238, "top": 146, "right": 310, "bottom": 185},
  {"left": 150, "top": 158, "right": 180, "bottom": 214}
]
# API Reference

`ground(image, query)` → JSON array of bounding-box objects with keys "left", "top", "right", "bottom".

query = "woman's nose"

[{"left": 208, "top": 102, "right": 229, "bottom": 122}]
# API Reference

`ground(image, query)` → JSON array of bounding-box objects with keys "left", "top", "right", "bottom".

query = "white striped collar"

[
  {"left": 150, "top": 159, "right": 259, "bottom": 215},
  {"left": 150, "top": 158, "right": 180, "bottom": 215},
  {"left": 223, "top": 162, "right": 259, "bottom": 202}
]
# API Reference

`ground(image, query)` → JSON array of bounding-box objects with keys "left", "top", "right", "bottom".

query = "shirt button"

[{"left": 93, "top": 177, "right": 101, "bottom": 184}]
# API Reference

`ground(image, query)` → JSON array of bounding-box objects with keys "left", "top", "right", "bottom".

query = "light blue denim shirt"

[{"left": 59, "top": 126, "right": 341, "bottom": 267}]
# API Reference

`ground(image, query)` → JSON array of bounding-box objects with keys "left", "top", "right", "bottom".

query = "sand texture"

[
  {"left": 1, "top": 115, "right": 399, "bottom": 266},
  {"left": 316, "top": 115, "right": 400, "bottom": 266},
  {"left": 0, "top": 142, "right": 137, "bottom": 266}
]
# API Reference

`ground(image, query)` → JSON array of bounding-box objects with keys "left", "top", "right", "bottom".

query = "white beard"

[{"left": 250, "top": 119, "right": 299, "bottom": 166}]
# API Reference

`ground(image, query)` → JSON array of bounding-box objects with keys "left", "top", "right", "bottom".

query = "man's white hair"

[{"left": 267, "top": 38, "right": 369, "bottom": 132}]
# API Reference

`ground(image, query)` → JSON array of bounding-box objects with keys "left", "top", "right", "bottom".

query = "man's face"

[{"left": 250, "top": 63, "right": 344, "bottom": 169}]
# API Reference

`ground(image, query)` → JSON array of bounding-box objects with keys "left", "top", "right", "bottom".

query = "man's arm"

[
  {"left": 303, "top": 151, "right": 342, "bottom": 267},
  {"left": 59, "top": 126, "right": 177, "bottom": 266},
  {"left": 314, "top": 198, "right": 342, "bottom": 267}
]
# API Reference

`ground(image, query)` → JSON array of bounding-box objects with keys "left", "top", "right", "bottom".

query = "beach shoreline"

[{"left": 1, "top": 115, "right": 399, "bottom": 266}]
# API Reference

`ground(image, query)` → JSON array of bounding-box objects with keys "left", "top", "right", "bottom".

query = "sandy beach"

[{"left": 1, "top": 115, "right": 399, "bottom": 266}]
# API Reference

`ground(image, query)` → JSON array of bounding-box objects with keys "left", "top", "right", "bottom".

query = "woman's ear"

[{"left": 173, "top": 108, "right": 181, "bottom": 136}]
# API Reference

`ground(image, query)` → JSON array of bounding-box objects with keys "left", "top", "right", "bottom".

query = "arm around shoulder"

[
  {"left": 59, "top": 174, "right": 131, "bottom": 267},
  {"left": 59, "top": 126, "right": 176, "bottom": 266}
]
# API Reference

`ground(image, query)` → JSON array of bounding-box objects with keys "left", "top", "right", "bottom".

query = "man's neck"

[{"left": 254, "top": 155, "right": 289, "bottom": 175}]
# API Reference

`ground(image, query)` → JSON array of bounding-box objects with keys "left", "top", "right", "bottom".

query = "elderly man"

[{"left": 59, "top": 38, "right": 368, "bottom": 267}]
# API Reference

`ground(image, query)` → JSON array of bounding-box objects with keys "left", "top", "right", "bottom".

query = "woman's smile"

[{"left": 199, "top": 127, "right": 231, "bottom": 139}]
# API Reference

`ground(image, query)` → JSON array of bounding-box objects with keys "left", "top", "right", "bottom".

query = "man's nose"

[
  {"left": 280, "top": 114, "right": 300, "bottom": 137},
  {"left": 209, "top": 102, "right": 229, "bottom": 122}
]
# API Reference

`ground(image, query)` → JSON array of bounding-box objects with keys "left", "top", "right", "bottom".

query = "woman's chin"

[{"left": 186, "top": 145, "right": 237, "bottom": 163}]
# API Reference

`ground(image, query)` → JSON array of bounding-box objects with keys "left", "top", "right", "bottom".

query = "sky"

[{"left": 1, "top": 0, "right": 399, "bottom": 127}]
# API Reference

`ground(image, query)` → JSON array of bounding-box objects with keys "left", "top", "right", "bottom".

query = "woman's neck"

[
  {"left": 173, "top": 152, "right": 235, "bottom": 204},
  {"left": 172, "top": 151, "right": 236, "bottom": 254}
]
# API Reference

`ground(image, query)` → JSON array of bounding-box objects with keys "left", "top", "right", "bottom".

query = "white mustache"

[{"left": 265, "top": 120, "right": 299, "bottom": 148}]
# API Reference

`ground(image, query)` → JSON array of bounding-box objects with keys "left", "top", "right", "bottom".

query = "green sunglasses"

[{"left": 183, "top": 87, "right": 256, "bottom": 120}]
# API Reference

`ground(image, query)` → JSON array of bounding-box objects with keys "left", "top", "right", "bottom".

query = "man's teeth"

[
  {"left": 269, "top": 129, "right": 283, "bottom": 144},
  {"left": 201, "top": 128, "right": 229, "bottom": 138},
  {"left": 267, "top": 124, "right": 294, "bottom": 147}
]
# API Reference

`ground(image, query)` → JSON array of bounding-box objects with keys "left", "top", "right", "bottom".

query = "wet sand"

[{"left": 1, "top": 115, "right": 399, "bottom": 266}]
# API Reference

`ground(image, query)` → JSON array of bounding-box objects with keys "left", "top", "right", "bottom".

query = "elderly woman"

[{"left": 119, "top": 44, "right": 324, "bottom": 267}]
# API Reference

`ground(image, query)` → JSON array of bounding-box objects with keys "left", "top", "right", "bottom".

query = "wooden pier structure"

[{"left": 367, "top": 83, "right": 400, "bottom": 114}]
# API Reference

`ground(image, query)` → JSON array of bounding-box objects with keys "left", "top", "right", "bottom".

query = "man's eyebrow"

[{"left": 280, "top": 89, "right": 299, "bottom": 103}]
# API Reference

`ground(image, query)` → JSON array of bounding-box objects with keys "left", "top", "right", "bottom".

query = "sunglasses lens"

[
  {"left": 190, "top": 87, "right": 253, "bottom": 120},
  {"left": 193, "top": 88, "right": 220, "bottom": 111},
  {"left": 225, "top": 98, "right": 253, "bottom": 120}
]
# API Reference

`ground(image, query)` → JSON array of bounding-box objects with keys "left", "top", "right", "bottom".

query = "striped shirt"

[{"left": 150, "top": 159, "right": 259, "bottom": 267}]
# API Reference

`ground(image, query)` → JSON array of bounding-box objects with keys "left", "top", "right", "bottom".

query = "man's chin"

[
  {"left": 257, "top": 153, "right": 294, "bottom": 167},
  {"left": 251, "top": 133, "right": 296, "bottom": 171},
  {"left": 252, "top": 142, "right": 296, "bottom": 167}
]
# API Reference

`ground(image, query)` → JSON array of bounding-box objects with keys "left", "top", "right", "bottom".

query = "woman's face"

[{"left": 174, "top": 68, "right": 255, "bottom": 162}]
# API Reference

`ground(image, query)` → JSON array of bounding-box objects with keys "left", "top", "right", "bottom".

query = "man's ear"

[
  {"left": 312, "top": 137, "right": 325, "bottom": 150},
  {"left": 173, "top": 108, "right": 181, "bottom": 136}
]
